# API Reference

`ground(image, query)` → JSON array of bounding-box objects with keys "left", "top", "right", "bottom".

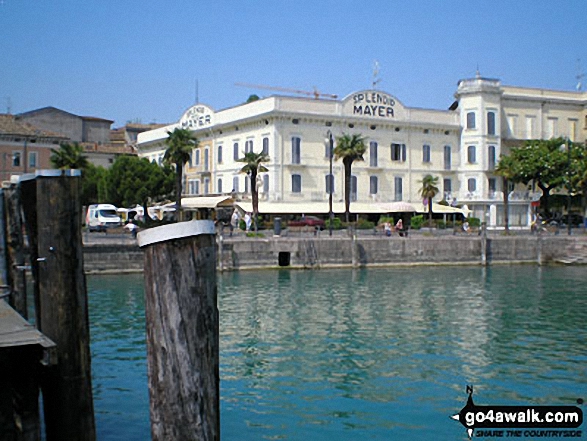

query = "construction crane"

[{"left": 235, "top": 82, "right": 338, "bottom": 100}]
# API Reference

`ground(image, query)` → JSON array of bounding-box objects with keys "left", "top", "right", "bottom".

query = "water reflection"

[
  {"left": 88, "top": 266, "right": 587, "bottom": 441},
  {"left": 88, "top": 274, "right": 150, "bottom": 441},
  {"left": 219, "top": 266, "right": 587, "bottom": 440}
]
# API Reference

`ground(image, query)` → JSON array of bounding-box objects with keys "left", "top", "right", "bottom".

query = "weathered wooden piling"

[
  {"left": 481, "top": 222, "right": 488, "bottom": 265},
  {"left": 0, "top": 299, "right": 55, "bottom": 441},
  {"left": 20, "top": 170, "right": 95, "bottom": 441},
  {"left": 3, "top": 186, "right": 27, "bottom": 318},
  {"left": 138, "top": 221, "right": 219, "bottom": 441}
]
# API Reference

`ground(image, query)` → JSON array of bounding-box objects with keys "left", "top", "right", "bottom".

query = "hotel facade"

[{"left": 137, "top": 75, "right": 587, "bottom": 228}]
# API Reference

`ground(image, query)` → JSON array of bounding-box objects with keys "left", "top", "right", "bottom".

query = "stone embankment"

[{"left": 82, "top": 232, "right": 587, "bottom": 274}]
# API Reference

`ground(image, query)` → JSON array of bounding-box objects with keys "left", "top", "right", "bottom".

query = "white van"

[{"left": 86, "top": 204, "right": 122, "bottom": 232}]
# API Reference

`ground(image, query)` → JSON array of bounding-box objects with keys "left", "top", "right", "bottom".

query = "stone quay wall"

[{"left": 82, "top": 235, "right": 583, "bottom": 274}]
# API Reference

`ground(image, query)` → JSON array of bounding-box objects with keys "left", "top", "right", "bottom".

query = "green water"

[{"left": 88, "top": 266, "right": 587, "bottom": 440}]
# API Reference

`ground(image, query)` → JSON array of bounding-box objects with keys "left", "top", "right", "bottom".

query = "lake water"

[{"left": 88, "top": 266, "right": 587, "bottom": 440}]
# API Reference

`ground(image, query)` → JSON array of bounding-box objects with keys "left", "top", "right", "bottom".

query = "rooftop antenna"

[
  {"left": 576, "top": 59, "right": 585, "bottom": 91},
  {"left": 4, "top": 97, "right": 11, "bottom": 114},
  {"left": 195, "top": 79, "right": 199, "bottom": 104},
  {"left": 372, "top": 60, "right": 381, "bottom": 89}
]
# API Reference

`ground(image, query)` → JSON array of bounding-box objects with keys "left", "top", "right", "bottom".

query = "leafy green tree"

[
  {"left": 507, "top": 138, "right": 570, "bottom": 216},
  {"left": 334, "top": 133, "right": 366, "bottom": 223},
  {"left": 107, "top": 155, "right": 174, "bottom": 225},
  {"left": 237, "top": 151, "right": 269, "bottom": 232},
  {"left": 571, "top": 142, "right": 587, "bottom": 223},
  {"left": 164, "top": 128, "right": 198, "bottom": 221},
  {"left": 246, "top": 94, "right": 260, "bottom": 103},
  {"left": 50, "top": 142, "right": 89, "bottom": 169},
  {"left": 81, "top": 163, "right": 109, "bottom": 206},
  {"left": 494, "top": 154, "right": 520, "bottom": 233},
  {"left": 419, "top": 174, "right": 439, "bottom": 225}
]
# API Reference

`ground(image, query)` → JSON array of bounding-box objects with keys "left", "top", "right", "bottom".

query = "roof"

[
  {"left": 0, "top": 114, "right": 68, "bottom": 139},
  {"left": 17, "top": 106, "right": 79, "bottom": 119},
  {"left": 0, "top": 300, "right": 55, "bottom": 350},
  {"left": 17, "top": 106, "right": 114, "bottom": 123},
  {"left": 80, "top": 142, "right": 135, "bottom": 155},
  {"left": 81, "top": 115, "right": 114, "bottom": 123}
]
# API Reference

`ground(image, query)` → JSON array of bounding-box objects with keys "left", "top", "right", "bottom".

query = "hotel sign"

[
  {"left": 179, "top": 104, "right": 214, "bottom": 130},
  {"left": 343, "top": 90, "right": 404, "bottom": 120}
]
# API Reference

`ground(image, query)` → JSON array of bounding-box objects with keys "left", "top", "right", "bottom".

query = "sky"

[{"left": 1, "top": 0, "right": 586, "bottom": 128}]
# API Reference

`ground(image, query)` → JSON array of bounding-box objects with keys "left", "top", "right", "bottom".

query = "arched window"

[
  {"left": 487, "top": 111, "right": 496, "bottom": 135},
  {"left": 292, "top": 174, "right": 302, "bottom": 193},
  {"left": 325, "top": 174, "right": 334, "bottom": 194},
  {"left": 370, "top": 176, "right": 378, "bottom": 194},
  {"left": 370, "top": 141, "right": 378, "bottom": 167},
  {"left": 292, "top": 137, "right": 301, "bottom": 164},
  {"left": 233, "top": 142, "right": 239, "bottom": 160},
  {"left": 467, "top": 145, "right": 476, "bottom": 164},
  {"left": 466, "top": 112, "right": 476, "bottom": 129},
  {"left": 468, "top": 178, "right": 477, "bottom": 193},
  {"left": 262, "top": 137, "right": 269, "bottom": 155},
  {"left": 422, "top": 144, "right": 431, "bottom": 163}
]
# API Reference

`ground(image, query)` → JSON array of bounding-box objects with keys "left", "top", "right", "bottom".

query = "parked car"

[
  {"left": 86, "top": 204, "right": 122, "bottom": 232},
  {"left": 288, "top": 215, "right": 325, "bottom": 230}
]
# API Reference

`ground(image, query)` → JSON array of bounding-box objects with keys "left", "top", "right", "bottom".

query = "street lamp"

[
  {"left": 325, "top": 130, "right": 334, "bottom": 237},
  {"left": 565, "top": 140, "right": 572, "bottom": 235},
  {"left": 560, "top": 140, "right": 572, "bottom": 235}
]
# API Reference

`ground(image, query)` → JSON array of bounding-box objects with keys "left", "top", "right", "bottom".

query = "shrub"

[
  {"left": 467, "top": 217, "right": 481, "bottom": 227},
  {"left": 378, "top": 216, "right": 394, "bottom": 225},
  {"left": 357, "top": 218, "right": 375, "bottom": 229},
  {"left": 410, "top": 215, "right": 424, "bottom": 230},
  {"left": 325, "top": 218, "right": 343, "bottom": 230},
  {"left": 436, "top": 220, "right": 446, "bottom": 229}
]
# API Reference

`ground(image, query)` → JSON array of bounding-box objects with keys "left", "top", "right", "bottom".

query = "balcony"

[{"left": 456, "top": 191, "right": 541, "bottom": 202}]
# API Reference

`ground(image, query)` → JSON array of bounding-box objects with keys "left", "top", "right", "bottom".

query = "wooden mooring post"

[
  {"left": 3, "top": 186, "right": 27, "bottom": 319},
  {"left": 20, "top": 170, "right": 95, "bottom": 441},
  {"left": 138, "top": 221, "right": 219, "bottom": 441}
]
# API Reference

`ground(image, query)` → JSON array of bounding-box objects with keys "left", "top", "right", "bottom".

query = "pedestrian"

[
  {"left": 384, "top": 221, "right": 392, "bottom": 237},
  {"left": 124, "top": 220, "right": 138, "bottom": 239},
  {"left": 244, "top": 212, "right": 252, "bottom": 232},
  {"left": 395, "top": 219, "right": 404, "bottom": 237},
  {"left": 230, "top": 209, "right": 239, "bottom": 237}
]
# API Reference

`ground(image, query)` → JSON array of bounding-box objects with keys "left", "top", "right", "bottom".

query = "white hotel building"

[{"left": 137, "top": 75, "right": 587, "bottom": 228}]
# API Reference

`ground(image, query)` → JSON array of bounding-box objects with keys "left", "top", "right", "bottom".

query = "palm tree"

[
  {"left": 334, "top": 133, "right": 366, "bottom": 223},
  {"left": 495, "top": 154, "right": 518, "bottom": 234},
  {"left": 50, "top": 142, "right": 89, "bottom": 170},
  {"left": 164, "top": 128, "right": 198, "bottom": 221},
  {"left": 237, "top": 151, "right": 269, "bottom": 233},
  {"left": 419, "top": 174, "right": 440, "bottom": 225}
]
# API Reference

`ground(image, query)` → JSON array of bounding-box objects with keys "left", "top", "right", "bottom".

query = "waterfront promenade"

[{"left": 82, "top": 227, "right": 587, "bottom": 274}]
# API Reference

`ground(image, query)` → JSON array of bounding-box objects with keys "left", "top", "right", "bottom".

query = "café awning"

[
  {"left": 167, "top": 196, "right": 235, "bottom": 210},
  {"left": 415, "top": 203, "right": 470, "bottom": 215},
  {"left": 235, "top": 201, "right": 385, "bottom": 214}
]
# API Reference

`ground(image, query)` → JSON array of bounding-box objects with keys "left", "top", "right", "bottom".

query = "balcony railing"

[{"left": 453, "top": 191, "right": 541, "bottom": 202}]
